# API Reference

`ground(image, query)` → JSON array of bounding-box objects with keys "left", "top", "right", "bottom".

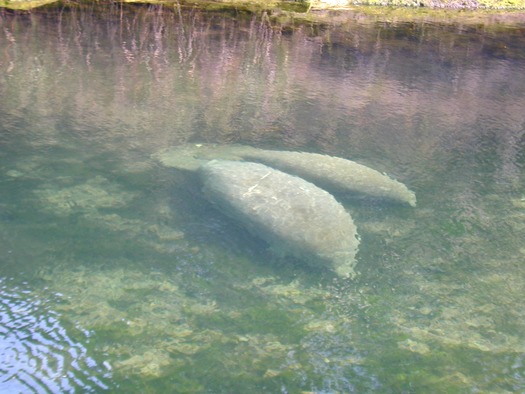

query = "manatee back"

[{"left": 199, "top": 160, "right": 359, "bottom": 278}]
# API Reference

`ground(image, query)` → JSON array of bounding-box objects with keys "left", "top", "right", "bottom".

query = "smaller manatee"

[
  {"left": 234, "top": 147, "right": 417, "bottom": 207},
  {"left": 199, "top": 160, "right": 360, "bottom": 278},
  {"left": 155, "top": 144, "right": 416, "bottom": 206}
]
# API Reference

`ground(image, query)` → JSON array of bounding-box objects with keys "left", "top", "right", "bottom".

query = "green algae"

[
  {"left": 0, "top": 0, "right": 56, "bottom": 10},
  {"left": 34, "top": 239, "right": 522, "bottom": 392},
  {"left": 7, "top": 161, "right": 525, "bottom": 392},
  {"left": 32, "top": 264, "right": 340, "bottom": 388}
]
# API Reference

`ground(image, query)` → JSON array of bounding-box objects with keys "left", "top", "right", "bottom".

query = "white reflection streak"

[
  {"left": 497, "top": 126, "right": 525, "bottom": 189},
  {"left": 175, "top": 2, "right": 193, "bottom": 64},
  {"left": 3, "top": 27, "right": 16, "bottom": 73},
  {"left": 3, "top": 27, "right": 15, "bottom": 43},
  {"left": 122, "top": 42, "right": 135, "bottom": 63}
]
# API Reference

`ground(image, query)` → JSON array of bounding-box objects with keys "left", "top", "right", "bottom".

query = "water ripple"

[{"left": 0, "top": 278, "right": 110, "bottom": 393}]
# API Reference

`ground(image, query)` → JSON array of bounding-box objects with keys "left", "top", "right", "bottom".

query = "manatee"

[
  {"left": 199, "top": 160, "right": 359, "bottom": 278},
  {"left": 155, "top": 144, "right": 416, "bottom": 206}
]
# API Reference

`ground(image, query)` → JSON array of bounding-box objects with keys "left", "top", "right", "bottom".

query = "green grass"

[{"left": 2, "top": 0, "right": 525, "bottom": 11}]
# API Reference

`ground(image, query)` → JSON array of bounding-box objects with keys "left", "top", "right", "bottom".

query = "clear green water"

[{"left": 1, "top": 5, "right": 524, "bottom": 393}]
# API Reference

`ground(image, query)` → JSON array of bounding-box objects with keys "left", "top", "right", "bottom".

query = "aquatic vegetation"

[
  {"left": 389, "top": 267, "right": 525, "bottom": 354},
  {"left": 31, "top": 264, "right": 359, "bottom": 387},
  {"left": 247, "top": 277, "right": 330, "bottom": 305},
  {"left": 32, "top": 176, "right": 186, "bottom": 254},
  {"left": 114, "top": 350, "right": 173, "bottom": 378},
  {"left": 199, "top": 160, "right": 360, "bottom": 277},
  {"left": 36, "top": 267, "right": 199, "bottom": 374},
  {"left": 17, "top": 190, "right": 525, "bottom": 392},
  {"left": 34, "top": 176, "right": 136, "bottom": 216}
]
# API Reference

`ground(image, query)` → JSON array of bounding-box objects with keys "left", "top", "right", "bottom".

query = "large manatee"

[
  {"left": 155, "top": 144, "right": 416, "bottom": 206},
  {"left": 199, "top": 160, "right": 359, "bottom": 278}
]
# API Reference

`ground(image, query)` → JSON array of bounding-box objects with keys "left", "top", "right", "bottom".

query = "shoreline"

[{"left": 2, "top": 0, "right": 525, "bottom": 13}]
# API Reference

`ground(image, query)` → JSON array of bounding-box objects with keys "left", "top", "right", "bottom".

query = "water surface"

[{"left": 1, "top": 5, "right": 525, "bottom": 392}]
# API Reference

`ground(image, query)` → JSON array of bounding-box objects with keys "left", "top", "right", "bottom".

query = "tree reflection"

[{"left": 0, "top": 5, "right": 523, "bottom": 189}]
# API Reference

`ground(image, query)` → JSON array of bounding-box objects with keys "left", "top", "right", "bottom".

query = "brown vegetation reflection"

[{"left": 1, "top": 5, "right": 524, "bottom": 186}]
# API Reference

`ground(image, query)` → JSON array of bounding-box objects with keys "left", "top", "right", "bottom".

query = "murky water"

[{"left": 1, "top": 5, "right": 524, "bottom": 392}]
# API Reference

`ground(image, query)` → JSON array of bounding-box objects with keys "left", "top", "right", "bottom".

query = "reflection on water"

[
  {"left": 1, "top": 4, "right": 525, "bottom": 392},
  {"left": 0, "top": 278, "right": 110, "bottom": 392}
]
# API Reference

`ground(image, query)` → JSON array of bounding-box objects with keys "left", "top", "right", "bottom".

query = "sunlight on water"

[
  {"left": 0, "top": 279, "right": 110, "bottom": 392},
  {"left": 1, "top": 4, "right": 524, "bottom": 393}
]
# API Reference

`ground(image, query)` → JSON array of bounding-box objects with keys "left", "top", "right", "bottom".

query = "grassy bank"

[{"left": 2, "top": 0, "right": 525, "bottom": 11}]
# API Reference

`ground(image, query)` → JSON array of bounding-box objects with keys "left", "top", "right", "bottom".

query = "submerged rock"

[
  {"left": 199, "top": 160, "right": 359, "bottom": 278},
  {"left": 155, "top": 144, "right": 416, "bottom": 206}
]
